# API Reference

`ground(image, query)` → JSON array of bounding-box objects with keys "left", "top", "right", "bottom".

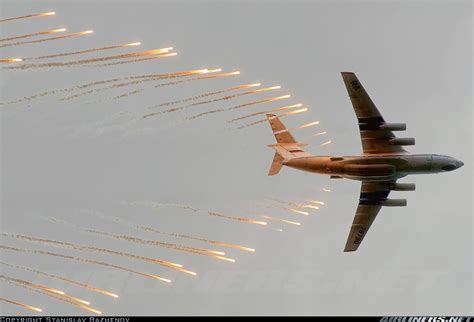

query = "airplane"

[{"left": 266, "top": 72, "right": 464, "bottom": 252}]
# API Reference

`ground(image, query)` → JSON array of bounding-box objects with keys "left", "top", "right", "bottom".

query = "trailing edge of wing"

[{"left": 344, "top": 181, "right": 392, "bottom": 252}]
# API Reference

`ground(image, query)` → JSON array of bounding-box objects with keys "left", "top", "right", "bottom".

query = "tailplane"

[
  {"left": 268, "top": 152, "right": 284, "bottom": 176},
  {"left": 266, "top": 114, "right": 312, "bottom": 176}
]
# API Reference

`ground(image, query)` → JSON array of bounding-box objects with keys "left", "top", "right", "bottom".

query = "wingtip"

[
  {"left": 341, "top": 71, "right": 355, "bottom": 76},
  {"left": 266, "top": 113, "right": 276, "bottom": 120}
]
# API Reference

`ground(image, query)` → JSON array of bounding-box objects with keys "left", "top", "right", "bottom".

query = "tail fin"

[
  {"left": 266, "top": 114, "right": 312, "bottom": 176},
  {"left": 267, "top": 114, "right": 297, "bottom": 143}
]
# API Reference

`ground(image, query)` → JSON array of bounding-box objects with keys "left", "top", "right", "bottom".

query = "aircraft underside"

[{"left": 265, "top": 72, "right": 463, "bottom": 252}]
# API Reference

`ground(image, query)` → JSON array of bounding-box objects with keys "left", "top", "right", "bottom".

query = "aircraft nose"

[{"left": 457, "top": 160, "right": 464, "bottom": 168}]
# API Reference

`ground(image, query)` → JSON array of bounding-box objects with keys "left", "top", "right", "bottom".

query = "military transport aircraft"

[{"left": 266, "top": 72, "right": 463, "bottom": 252}]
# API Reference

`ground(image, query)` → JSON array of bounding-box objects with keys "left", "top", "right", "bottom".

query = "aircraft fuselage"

[{"left": 282, "top": 154, "right": 464, "bottom": 182}]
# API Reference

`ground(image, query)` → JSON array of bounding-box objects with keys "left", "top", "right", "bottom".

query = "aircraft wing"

[
  {"left": 341, "top": 72, "right": 409, "bottom": 155},
  {"left": 344, "top": 181, "right": 392, "bottom": 252}
]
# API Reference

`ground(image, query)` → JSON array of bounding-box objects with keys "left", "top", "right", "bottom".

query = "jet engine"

[
  {"left": 389, "top": 183, "right": 415, "bottom": 191},
  {"left": 388, "top": 138, "right": 415, "bottom": 146},
  {"left": 380, "top": 123, "right": 406, "bottom": 131},
  {"left": 380, "top": 199, "right": 407, "bottom": 207}
]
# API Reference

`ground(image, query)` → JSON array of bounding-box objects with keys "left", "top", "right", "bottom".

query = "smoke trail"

[
  {"left": 0, "top": 297, "right": 42, "bottom": 313},
  {"left": 207, "top": 211, "right": 268, "bottom": 226},
  {"left": 128, "top": 200, "right": 201, "bottom": 212},
  {"left": 84, "top": 212, "right": 255, "bottom": 253},
  {"left": 187, "top": 94, "right": 291, "bottom": 120},
  {"left": 0, "top": 233, "right": 188, "bottom": 276},
  {"left": 61, "top": 69, "right": 212, "bottom": 102},
  {"left": 128, "top": 201, "right": 267, "bottom": 226},
  {"left": 22, "top": 42, "right": 141, "bottom": 61},
  {"left": 1, "top": 69, "right": 208, "bottom": 106},
  {"left": 119, "top": 71, "right": 240, "bottom": 103},
  {"left": 0, "top": 11, "right": 55, "bottom": 23},
  {"left": 153, "top": 83, "right": 261, "bottom": 109},
  {"left": 266, "top": 227, "right": 284, "bottom": 233},
  {"left": 0, "top": 275, "right": 91, "bottom": 306},
  {"left": 96, "top": 52, "right": 177, "bottom": 67},
  {"left": 83, "top": 230, "right": 235, "bottom": 263},
  {"left": 41, "top": 217, "right": 227, "bottom": 258},
  {"left": 1, "top": 275, "right": 88, "bottom": 305},
  {"left": 267, "top": 197, "right": 303, "bottom": 208},
  {"left": 176, "top": 85, "right": 280, "bottom": 110},
  {"left": 5, "top": 47, "right": 172, "bottom": 69},
  {"left": 0, "top": 30, "right": 94, "bottom": 48},
  {"left": 144, "top": 84, "right": 274, "bottom": 118},
  {"left": 0, "top": 245, "right": 174, "bottom": 282},
  {"left": 237, "top": 107, "right": 308, "bottom": 129},
  {"left": 0, "top": 28, "right": 66, "bottom": 42},
  {"left": 228, "top": 103, "right": 303, "bottom": 123},
  {"left": 0, "top": 261, "right": 119, "bottom": 298},
  {"left": 0, "top": 275, "right": 101, "bottom": 315}
]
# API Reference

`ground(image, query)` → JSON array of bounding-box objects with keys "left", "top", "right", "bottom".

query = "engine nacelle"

[
  {"left": 380, "top": 123, "right": 406, "bottom": 131},
  {"left": 390, "top": 183, "right": 415, "bottom": 191},
  {"left": 389, "top": 137, "right": 415, "bottom": 146},
  {"left": 380, "top": 199, "right": 407, "bottom": 207}
]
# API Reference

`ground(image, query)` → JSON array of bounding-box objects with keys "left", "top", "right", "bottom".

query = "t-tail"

[{"left": 266, "top": 114, "right": 312, "bottom": 176}]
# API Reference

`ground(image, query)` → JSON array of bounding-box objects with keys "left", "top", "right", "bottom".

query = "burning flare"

[
  {"left": 188, "top": 94, "right": 292, "bottom": 120},
  {"left": 21, "top": 41, "right": 141, "bottom": 61},
  {"left": 147, "top": 84, "right": 279, "bottom": 117},
  {"left": 259, "top": 215, "right": 301, "bottom": 226},
  {"left": 237, "top": 107, "right": 308, "bottom": 129},
  {"left": 312, "top": 131, "right": 327, "bottom": 137},
  {"left": 0, "top": 58, "right": 22, "bottom": 63},
  {"left": 1, "top": 233, "right": 185, "bottom": 277},
  {"left": 115, "top": 70, "right": 240, "bottom": 102},
  {"left": 319, "top": 140, "right": 332, "bottom": 147},
  {"left": 0, "top": 297, "right": 42, "bottom": 313},
  {"left": 0, "top": 275, "right": 100, "bottom": 314},
  {"left": 154, "top": 83, "right": 261, "bottom": 109},
  {"left": 0, "top": 28, "right": 66, "bottom": 42},
  {"left": 309, "top": 200, "right": 325, "bottom": 205},
  {"left": 0, "top": 260, "right": 118, "bottom": 298},
  {"left": 96, "top": 52, "right": 177, "bottom": 67},
  {"left": 0, "top": 244, "right": 173, "bottom": 282},
  {"left": 83, "top": 212, "right": 256, "bottom": 253},
  {"left": 273, "top": 120, "right": 319, "bottom": 135},
  {"left": 0, "top": 30, "right": 94, "bottom": 48},
  {"left": 0, "top": 11, "right": 55, "bottom": 23},
  {"left": 229, "top": 103, "right": 303, "bottom": 122},
  {"left": 7, "top": 47, "right": 172, "bottom": 69}
]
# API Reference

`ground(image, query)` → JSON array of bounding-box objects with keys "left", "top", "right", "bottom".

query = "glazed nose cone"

[{"left": 457, "top": 160, "right": 464, "bottom": 168}]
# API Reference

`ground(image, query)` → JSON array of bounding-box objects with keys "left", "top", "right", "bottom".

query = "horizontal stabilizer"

[{"left": 268, "top": 152, "right": 284, "bottom": 176}]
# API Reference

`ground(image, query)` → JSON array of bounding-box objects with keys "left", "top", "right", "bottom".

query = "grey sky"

[{"left": 0, "top": 0, "right": 472, "bottom": 316}]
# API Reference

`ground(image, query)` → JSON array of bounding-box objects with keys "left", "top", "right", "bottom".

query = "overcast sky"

[{"left": 0, "top": 0, "right": 472, "bottom": 316}]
